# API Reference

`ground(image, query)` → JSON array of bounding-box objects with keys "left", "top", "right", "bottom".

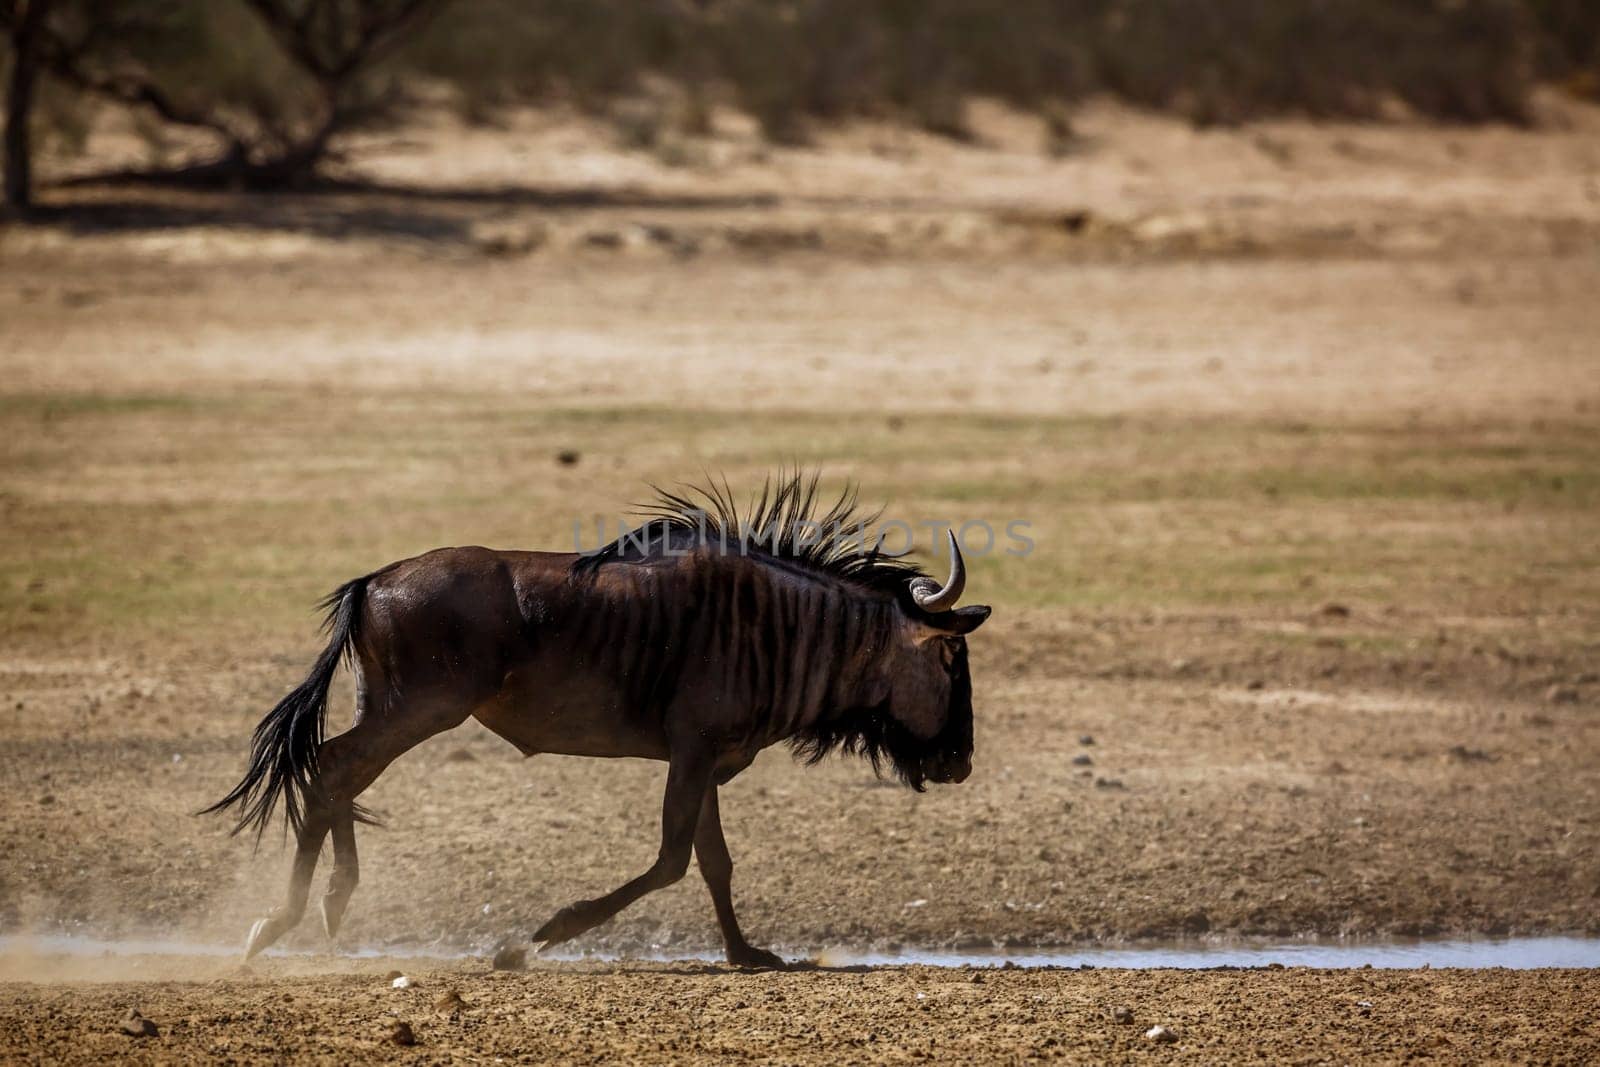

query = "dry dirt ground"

[
  {"left": 2, "top": 960, "right": 1599, "bottom": 1065},
  {"left": 1, "top": 102, "right": 1598, "bottom": 1061}
]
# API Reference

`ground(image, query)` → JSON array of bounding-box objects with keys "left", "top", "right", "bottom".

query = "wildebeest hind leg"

[
  {"left": 319, "top": 804, "right": 358, "bottom": 940},
  {"left": 307, "top": 696, "right": 473, "bottom": 944},
  {"left": 245, "top": 693, "right": 471, "bottom": 957},
  {"left": 695, "top": 786, "right": 784, "bottom": 969},
  {"left": 530, "top": 745, "right": 715, "bottom": 949},
  {"left": 244, "top": 801, "right": 332, "bottom": 959}
]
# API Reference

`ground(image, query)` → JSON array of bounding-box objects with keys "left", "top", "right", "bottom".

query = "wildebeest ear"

[{"left": 926, "top": 604, "right": 991, "bottom": 636}]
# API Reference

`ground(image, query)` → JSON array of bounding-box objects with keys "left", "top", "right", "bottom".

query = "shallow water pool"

[{"left": 2, "top": 933, "right": 1597, "bottom": 970}]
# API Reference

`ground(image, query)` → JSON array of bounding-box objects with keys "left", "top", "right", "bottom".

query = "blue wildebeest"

[{"left": 205, "top": 474, "right": 991, "bottom": 968}]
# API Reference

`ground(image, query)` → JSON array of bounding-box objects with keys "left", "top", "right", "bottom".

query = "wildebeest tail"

[{"left": 200, "top": 576, "right": 369, "bottom": 841}]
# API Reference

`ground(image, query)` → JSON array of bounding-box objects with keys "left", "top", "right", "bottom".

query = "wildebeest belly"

[{"left": 471, "top": 664, "right": 669, "bottom": 761}]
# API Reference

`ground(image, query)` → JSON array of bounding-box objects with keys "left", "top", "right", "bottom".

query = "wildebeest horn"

[{"left": 910, "top": 530, "right": 965, "bottom": 612}]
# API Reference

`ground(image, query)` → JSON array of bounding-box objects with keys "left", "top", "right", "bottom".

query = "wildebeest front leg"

[
  {"left": 530, "top": 746, "right": 715, "bottom": 950},
  {"left": 695, "top": 786, "right": 785, "bottom": 969}
]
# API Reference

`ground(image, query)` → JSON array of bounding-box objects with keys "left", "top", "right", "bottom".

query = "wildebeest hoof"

[
  {"left": 244, "top": 916, "right": 278, "bottom": 960},
  {"left": 727, "top": 945, "right": 786, "bottom": 970},
  {"left": 532, "top": 902, "right": 597, "bottom": 946}
]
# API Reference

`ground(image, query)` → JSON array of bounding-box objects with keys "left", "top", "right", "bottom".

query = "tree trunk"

[{"left": 4, "top": 0, "right": 51, "bottom": 211}]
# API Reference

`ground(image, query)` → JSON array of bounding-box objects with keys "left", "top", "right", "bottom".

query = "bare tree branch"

[{"left": 32, "top": 24, "right": 248, "bottom": 153}]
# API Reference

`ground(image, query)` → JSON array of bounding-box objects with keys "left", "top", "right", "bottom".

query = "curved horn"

[{"left": 909, "top": 529, "right": 965, "bottom": 612}]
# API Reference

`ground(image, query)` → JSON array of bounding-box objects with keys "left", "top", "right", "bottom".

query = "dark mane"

[{"left": 573, "top": 470, "right": 927, "bottom": 596}]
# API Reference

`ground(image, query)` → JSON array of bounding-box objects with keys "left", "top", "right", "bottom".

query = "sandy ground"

[
  {"left": 1, "top": 962, "right": 1598, "bottom": 1064},
  {"left": 2, "top": 102, "right": 1598, "bottom": 1060}
]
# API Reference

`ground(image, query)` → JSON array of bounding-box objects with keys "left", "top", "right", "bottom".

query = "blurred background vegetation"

[{"left": 3, "top": 0, "right": 1599, "bottom": 206}]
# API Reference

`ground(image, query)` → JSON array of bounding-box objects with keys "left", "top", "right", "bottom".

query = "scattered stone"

[
  {"left": 1246, "top": 679, "right": 1265, "bottom": 691},
  {"left": 583, "top": 229, "right": 626, "bottom": 250},
  {"left": 434, "top": 989, "right": 468, "bottom": 1014},
  {"left": 492, "top": 945, "right": 527, "bottom": 971},
  {"left": 1071, "top": 754, "right": 1093, "bottom": 767},
  {"left": 1111, "top": 1006, "right": 1134, "bottom": 1024},
  {"left": 1447, "top": 744, "right": 1495, "bottom": 763},
  {"left": 382, "top": 970, "right": 404, "bottom": 982},
  {"left": 556, "top": 449, "right": 582, "bottom": 467},
  {"left": 1545, "top": 684, "right": 1579, "bottom": 705},
  {"left": 469, "top": 220, "right": 547, "bottom": 257},
  {"left": 391, "top": 975, "right": 415, "bottom": 989},
  {"left": 119, "top": 1010, "right": 159, "bottom": 1038},
  {"left": 967, "top": 972, "right": 984, "bottom": 984},
  {"left": 1145, "top": 1024, "right": 1179, "bottom": 1044},
  {"left": 38, "top": 794, "right": 54, "bottom": 806},
  {"left": 445, "top": 747, "right": 476, "bottom": 763},
  {"left": 1319, "top": 602, "right": 1351, "bottom": 618},
  {"left": 1078, "top": 735, "right": 1095, "bottom": 746},
  {"left": 1094, "top": 777, "right": 1125, "bottom": 790},
  {"left": 389, "top": 1020, "right": 417, "bottom": 1046}
]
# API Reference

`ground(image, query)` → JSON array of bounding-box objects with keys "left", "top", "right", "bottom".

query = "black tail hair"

[{"left": 200, "top": 576, "right": 370, "bottom": 841}]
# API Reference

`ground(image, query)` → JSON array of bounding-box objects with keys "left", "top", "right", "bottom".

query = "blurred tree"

[
  {"left": 2, "top": 0, "right": 52, "bottom": 208},
  {"left": 0, "top": 0, "right": 1586, "bottom": 207},
  {"left": 3, "top": 0, "right": 447, "bottom": 193}
]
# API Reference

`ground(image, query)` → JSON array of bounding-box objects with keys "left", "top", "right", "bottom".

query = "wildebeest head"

[
  {"left": 881, "top": 530, "right": 990, "bottom": 787},
  {"left": 801, "top": 530, "right": 990, "bottom": 791}
]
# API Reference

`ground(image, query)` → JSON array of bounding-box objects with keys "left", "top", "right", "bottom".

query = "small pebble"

[
  {"left": 1545, "top": 684, "right": 1579, "bottom": 705},
  {"left": 119, "top": 1010, "right": 158, "bottom": 1038},
  {"left": 389, "top": 1020, "right": 417, "bottom": 1046},
  {"left": 492, "top": 945, "right": 527, "bottom": 971},
  {"left": 1112, "top": 1006, "right": 1134, "bottom": 1024},
  {"left": 392, "top": 975, "right": 414, "bottom": 989},
  {"left": 382, "top": 970, "right": 403, "bottom": 982},
  {"left": 1145, "top": 1025, "right": 1179, "bottom": 1044},
  {"left": 1071, "top": 754, "right": 1093, "bottom": 766},
  {"left": 434, "top": 989, "right": 468, "bottom": 1014},
  {"left": 1078, "top": 735, "right": 1095, "bottom": 746}
]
